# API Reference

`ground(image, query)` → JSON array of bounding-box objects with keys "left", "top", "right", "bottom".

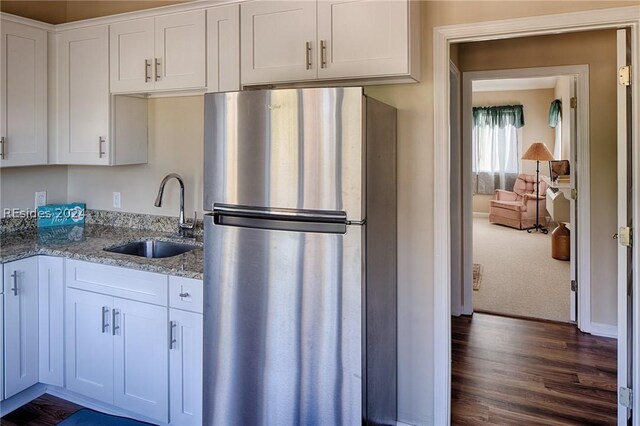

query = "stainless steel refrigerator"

[{"left": 203, "top": 87, "right": 397, "bottom": 425}]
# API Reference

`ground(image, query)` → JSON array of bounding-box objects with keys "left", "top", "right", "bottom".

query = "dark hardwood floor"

[
  {"left": 1, "top": 394, "right": 82, "bottom": 426},
  {"left": 452, "top": 313, "right": 618, "bottom": 425}
]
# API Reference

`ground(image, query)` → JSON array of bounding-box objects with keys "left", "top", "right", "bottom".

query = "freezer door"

[
  {"left": 204, "top": 88, "right": 365, "bottom": 221},
  {"left": 203, "top": 215, "right": 362, "bottom": 425}
]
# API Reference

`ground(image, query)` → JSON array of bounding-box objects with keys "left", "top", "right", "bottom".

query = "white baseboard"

[
  {"left": 397, "top": 421, "right": 417, "bottom": 426},
  {"left": 472, "top": 212, "right": 489, "bottom": 218},
  {"left": 590, "top": 322, "right": 618, "bottom": 339}
]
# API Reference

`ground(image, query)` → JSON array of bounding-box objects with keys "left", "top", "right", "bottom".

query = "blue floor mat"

[{"left": 58, "top": 409, "right": 156, "bottom": 425}]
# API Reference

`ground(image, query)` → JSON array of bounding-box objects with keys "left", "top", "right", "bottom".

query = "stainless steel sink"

[{"left": 104, "top": 240, "right": 197, "bottom": 258}]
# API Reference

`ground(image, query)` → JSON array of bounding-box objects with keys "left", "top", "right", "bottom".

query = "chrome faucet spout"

[{"left": 155, "top": 173, "right": 192, "bottom": 236}]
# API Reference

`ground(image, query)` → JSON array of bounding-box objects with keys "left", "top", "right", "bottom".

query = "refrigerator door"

[
  {"left": 203, "top": 214, "right": 362, "bottom": 425},
  {"left": 204, "top": 87, "right": 365, "bottom": 222}
]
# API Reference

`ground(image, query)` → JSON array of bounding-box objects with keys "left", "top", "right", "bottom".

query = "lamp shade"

[{"left": 521, "top": 142, "right": 554, "bottom": 161}]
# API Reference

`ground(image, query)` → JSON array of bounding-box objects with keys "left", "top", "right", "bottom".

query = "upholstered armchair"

[{"left": 489, "top": 174, "right": 549, "bottom": 230}]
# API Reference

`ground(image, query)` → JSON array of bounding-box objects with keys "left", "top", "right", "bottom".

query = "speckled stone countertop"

[{"left": 0, "top": 224, "right": 204, "bottom": 280}]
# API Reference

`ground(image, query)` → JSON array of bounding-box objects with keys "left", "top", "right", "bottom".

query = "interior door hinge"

[
  {"left": 570, "top": 280, "right": 577, "bottom": 292},
  {"left": 619, "top": 226, "right": 632, "bottom": 247},
  {"left": 620, "top": 387, "right": 633, "bottom": 408},
  {"left": 570, "top": 188, "right": 578, "bottom": 200},
  {"left": 570, "top": 97, "right": 577, "bottom": 108},
  {"left": 619, "top": 66, "right": 631, "bottom": 86}
]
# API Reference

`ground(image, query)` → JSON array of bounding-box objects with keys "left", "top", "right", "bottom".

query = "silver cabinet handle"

[
  {"left": 305, "top": 42, "right": 312, "bottom": 70},
  {"left": 155, "top": 58, "right": 161, "bottom": 81},
  {"left": 179, "top": 292, "right": 190, "bottom": 298},
  {"left": 98, "top": 136, "right": 106, "bottom": 158},
  {"left": 320, "top": 40, "right": 327, "bottom": 69},
  {"left": 101, "top": 306, "right": 110, "bottom": 333},
  {"left": 169, "top": 321, "right": 177, "bottom": 349},
  {"left": 145, "top": 59, "right": 152, "bottom": 82},
  {"left": 10, "top": 271, "right": 18, "bottom": 296},
  {"left": 0, "top": 136, "right": 5, "bottom": 159},
  {"left": 112, "top": 309, "right": 120, "bottom": 335}
]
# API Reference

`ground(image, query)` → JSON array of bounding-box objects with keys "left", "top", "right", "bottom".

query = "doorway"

[
  {"left": 433, "top": 11, "right": 639, "bottom": 425},
  {"left": 454, "top": 67, "right": 587, "bottom": 325}
]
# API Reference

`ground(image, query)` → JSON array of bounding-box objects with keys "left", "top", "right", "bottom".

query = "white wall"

[
  {"left": 67, "top": 96, "right": 204, "bottom": 219},
  {"left": 0, "top": 166, "right": 68, "bottom": 215},
  {"left": 366, "top": 1, "right": 634, "bottom": 423}
]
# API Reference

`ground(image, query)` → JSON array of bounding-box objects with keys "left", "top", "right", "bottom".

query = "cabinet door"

[
  {"left": 317, "top": 0, "right": 409, "bottom": 79},
  {"left": 154, "top": 11, "right": 206, "bottom": 91},
  {"left": 113, "top": 298, "right": 168, "bottom": 423},
  {"left": 4, "top": 257, "right": 39, "bottom": 398},
  {"left": 240, "top": 1, "right": 317, "bottom": 85},
  {"left": 57, "top": 26, "right": 110, "bottom": 165},
  {"left": 0, "top": 21, "right": 47, "bottom": 167},
  {"left": 110, "top": 18, "right": 155, "bottom": 93},
  {"left": 207, "top": 5, "right": 240, "bottom": 93},
  {"left": 38, "top": 256, "right": 64, "bottom": 387},
  {"left": 169, "top": 309, "right": 203, "bottom": 426},
  {"left": 65, "top": 288, "right": 114, "bottom": 404}
]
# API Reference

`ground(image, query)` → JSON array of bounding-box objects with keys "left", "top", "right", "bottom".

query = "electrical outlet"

[
  {"left": 113, "top": 192, "right": 121, "bottom": 209},
  {"left": 35, "top": 191, "right": 47, "bottom": 208}
]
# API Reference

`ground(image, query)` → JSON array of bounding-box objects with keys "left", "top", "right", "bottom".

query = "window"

[{"left": 472, "top": 105, "right": 524, "bottom": 194}]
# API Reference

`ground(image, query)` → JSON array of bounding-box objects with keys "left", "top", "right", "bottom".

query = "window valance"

[{"left": 473, "top": 105, "right": 525, "bottom": 129}]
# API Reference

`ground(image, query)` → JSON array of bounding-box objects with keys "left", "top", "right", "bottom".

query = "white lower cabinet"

[
  {"left": 65, "top": 260, "right": 169, "bottom": 423},
  {"left": 65, "top": 288, "right": 115, "bottom": 404},
  {"left": 4, "top": 257, "right": 39, "bottom": 399},
  {"left": 38, "top": 256, "right": 64, "bottom": 387},
  {"left": 114, "top": 298, "right": 168, "bottom": 422},
  {"left": 169, "top": 308, "right": 203, "bottom": 426}
]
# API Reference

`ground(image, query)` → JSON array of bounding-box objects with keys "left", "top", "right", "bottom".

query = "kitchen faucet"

[{"left": 154, "top": 173, "right": 196, "bottom": 237}]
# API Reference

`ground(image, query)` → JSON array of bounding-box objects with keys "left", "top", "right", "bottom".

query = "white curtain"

[
  {"left": 472, "top": 123, "right": 520, "bottom": 194},
  {"left": 553, "top": 118, "right": 562, "bottom": 160}
]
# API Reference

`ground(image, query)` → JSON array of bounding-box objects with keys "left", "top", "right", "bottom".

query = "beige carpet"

[{"left": 473, "top": 216, "right": 570, "bottom": 322}]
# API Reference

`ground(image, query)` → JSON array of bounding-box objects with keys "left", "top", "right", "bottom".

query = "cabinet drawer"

[
  {"left": 169, "top": 276, "right": 203, "bottom": 313},
  {"left": 66, "top": 259, "right": 168, "bottom": 305}
]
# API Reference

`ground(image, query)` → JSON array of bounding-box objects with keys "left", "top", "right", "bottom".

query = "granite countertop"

[{"left": 0, "top": 224, "right": 204, "bottom": 280}]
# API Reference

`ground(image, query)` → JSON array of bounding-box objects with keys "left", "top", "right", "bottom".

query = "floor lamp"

[{"left": 521, "top": 142, "right": 555, "bottom": 234}]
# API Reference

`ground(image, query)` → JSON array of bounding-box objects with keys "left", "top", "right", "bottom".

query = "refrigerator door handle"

[
  {"left": 213, "top": 203, "right": 347, "bottom": 223},
  {"left": 207, "top": 212, "right": 348, "bottom": 235}
]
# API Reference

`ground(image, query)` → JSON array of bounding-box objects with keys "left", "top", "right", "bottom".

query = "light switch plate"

[
  {"left": 35, "top": 191, "right": 47, "bottom": 208},
  {"left": 113, "top": 192, "right": 121, "bottom": 209}
]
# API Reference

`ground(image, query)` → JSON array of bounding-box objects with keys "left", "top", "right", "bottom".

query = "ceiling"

[{"left": 0, "top": 0, "right": 191, "bottom": 24}]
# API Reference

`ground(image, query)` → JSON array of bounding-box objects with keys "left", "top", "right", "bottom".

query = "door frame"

[
  {"left": 457, "top": 66, "right": 590, "bottom": 329},
  {"left": 433, "top": 6, "right": 640, "bottom": 425}
]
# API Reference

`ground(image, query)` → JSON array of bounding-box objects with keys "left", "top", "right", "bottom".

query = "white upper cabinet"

[
  {"left": 317, "top": 0, "right": 410, "bottom": 79},
  {"left": 110, "top": 11, "right": 205, "bottom": 93},
  {"left": 0, "top": 20, "right": 47, "bottom": 167},
  {"left": 241, "top": 1, "right": 317, "bottom": 85},
  {"left": 207, "top": 4, "right": 240, "bottom": 93},
  {"left": 110, "top": 18, "right": 155, "bottom": 93},
  {"left": 56, "top": 26, "right": 148, "bottom": 166},
  {"left": 240, "top": 0, "right": 419, "bottom": 86},
  {"left": 56, "top": 26, "right": 110, "bottom": 165}
]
